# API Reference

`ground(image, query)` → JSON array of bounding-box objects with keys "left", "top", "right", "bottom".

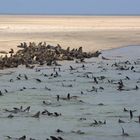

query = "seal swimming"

[{"left": 121, "top": 127, "right": 129, "bottom": 137}]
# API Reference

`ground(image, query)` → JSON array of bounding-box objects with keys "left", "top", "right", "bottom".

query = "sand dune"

[{"left": 0, "top": 15, "right": 140, "bottom": 52}]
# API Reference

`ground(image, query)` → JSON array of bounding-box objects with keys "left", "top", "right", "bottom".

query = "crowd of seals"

[{"left": 0, "top": 42, "right": 101, "bottom": 69}]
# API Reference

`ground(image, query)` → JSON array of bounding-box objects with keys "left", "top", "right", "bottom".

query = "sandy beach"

[{"left": 0, "top": 15, "right": 140, "bottom": 52}]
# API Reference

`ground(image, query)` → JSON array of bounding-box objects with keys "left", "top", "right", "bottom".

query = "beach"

[
  {"left": 0, "top": 16, "right": 140, "bottom": 140},
  {"left": 0, "top": 16, "right": 140, "bottom": 52}
]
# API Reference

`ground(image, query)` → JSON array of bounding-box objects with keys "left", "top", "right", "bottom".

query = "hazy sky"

[{"left": 0, "top": 0, "right": 140, "bottom": 15}]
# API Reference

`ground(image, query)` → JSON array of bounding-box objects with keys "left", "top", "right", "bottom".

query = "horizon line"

[{"left": 0, "top": 13, "right": 140, "bottom": 16}]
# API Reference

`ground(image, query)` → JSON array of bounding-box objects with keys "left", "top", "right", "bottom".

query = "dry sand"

[{"left": 0, "top": 15, "right": 140, "bottom": 53}]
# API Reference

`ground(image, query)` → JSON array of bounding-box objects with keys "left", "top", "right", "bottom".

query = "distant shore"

[{"left": 0, "top": 15, "right": 140, "bottom": 52}]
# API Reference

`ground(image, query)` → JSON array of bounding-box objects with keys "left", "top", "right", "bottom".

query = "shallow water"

[
  {"left": 0, "top": 46, "right": 140, "bottom": 140},
  {"left": 101, "top": 45, "right": 140, "bottom": 60}
]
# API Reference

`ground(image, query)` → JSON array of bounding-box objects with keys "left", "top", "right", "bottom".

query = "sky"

[{"left": 0, "top": 0, "right": 140, "bottom": 15}]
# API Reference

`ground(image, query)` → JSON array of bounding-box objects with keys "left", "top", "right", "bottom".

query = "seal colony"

[
  {"left": 0, "top": 45, "right": 140, "bottom": 140},
  {"left": 0, "top": 42, "right": 101, "bottom": 69}
]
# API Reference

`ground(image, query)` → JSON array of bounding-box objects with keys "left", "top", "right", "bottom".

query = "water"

[
  {"left": 101, "top": 46, "right": 140, "bottom": 60},
  {"left": 0, "top": 46, "right": 140, "bottom": 140}
]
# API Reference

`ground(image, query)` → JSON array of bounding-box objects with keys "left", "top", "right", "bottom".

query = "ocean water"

[
  {"left": 0, "top": 46, "right": 140, "bottom": 140},
  {"left": 101, "top": 46, "right": 140, "bottom": 60}
]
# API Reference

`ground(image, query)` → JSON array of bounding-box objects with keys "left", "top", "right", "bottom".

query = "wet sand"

[{"left": 0, "top": 15, "right": 140, "bottom": 52}]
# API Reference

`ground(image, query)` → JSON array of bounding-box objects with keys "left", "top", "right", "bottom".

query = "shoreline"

[{"left": 0, "top": 43, "right": 140, "bottom": 71}]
